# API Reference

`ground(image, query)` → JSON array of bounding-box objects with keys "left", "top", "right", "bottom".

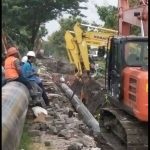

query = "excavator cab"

[{"left": 106, "top": 36, "right": 148, "bottom": 120}]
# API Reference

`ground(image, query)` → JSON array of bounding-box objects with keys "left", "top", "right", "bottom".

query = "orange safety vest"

[{"left": 4, "top": 56, "right": 19, "bottom": 79}]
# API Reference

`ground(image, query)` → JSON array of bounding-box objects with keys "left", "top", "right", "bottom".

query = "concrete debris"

[
  {"left": 45, "top": 115, "right": 54, "bottom": 121},
  {"left": 47, "top": 93, "right": 63, "bottom": 98},
  {"left": 78, "top": 137, "right": 90, "bottom": 147},
  {"left": 31, "top": 136, "right": 41, "bottom": 143},
  {"left": 24, "top": 61, "right": 101, "bottom": 150},
  {"left": 28, "top": 130, "right": 41, "bottom": 137},
  {"left": 47, "top": 125, "right": 57, "bottom": 134},
  {"left": 53, "top": 119, "right": 66, "bottom": 126},
  {"left": 58, "top": 129, "right": 72, "bottom": 139},
  {"left": 64, "top": 117, "right": 74, "bottom": 124},
  {"left": 57, "top": 114, "right": 68, "bottom": 120},
  {"left": 56, "top": 124, "right": 64, "bottom": 132},
  {"left": 54, "top": 103, "right": 60, "bottom": 109},
  {"left": 44, "top": 140, "right": 53, "bottom": 146},
  {"left": 67, "top": 142, "right": 83, "bottom": 150}
]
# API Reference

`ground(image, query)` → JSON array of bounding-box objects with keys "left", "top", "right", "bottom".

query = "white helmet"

[
  {"left": 27, "top": 51, "right": 36, "bottom": 57},
  {"left": 21, "top": 56, "right": 28, "bottom": 63}
]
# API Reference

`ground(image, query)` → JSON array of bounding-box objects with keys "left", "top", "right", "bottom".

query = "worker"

[
  {"left": 2, "top": 57, "right": 6, "bottom": 87},
  {"left": 22, "top": 51, "right": 43, "bottom": 106},
  {"left": 21, "top": 56, "right": 28, "bottom": 77},
  {"left": 90, "top": 63, "right": 95, "bottom": 73},
  {"left": 4, "top": 47, "right": 37, "bottom": 99},
  {"left": 32, "top": 61, "right": 50, "bottom": 108},
  {"left": 94, "top": 63, "right": 99, "bottom": 73},
  {"left": 21, "top": 56, "right": 50, "bottom": 108}
]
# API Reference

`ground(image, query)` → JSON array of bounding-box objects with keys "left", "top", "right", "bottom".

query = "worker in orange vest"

[{"left": 4, "top": 47, "right": 38, "bottom": 99}]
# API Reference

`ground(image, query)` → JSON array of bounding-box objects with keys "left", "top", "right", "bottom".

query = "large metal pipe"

[
  {"left": 2, "top": 81, "right": 30, "bottom": 150},
  {"left": 60, "top": 83, "right": 100, "bottom": 133}
]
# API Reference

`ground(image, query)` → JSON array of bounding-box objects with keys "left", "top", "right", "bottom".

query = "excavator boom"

[{"left": 65, "top": 23, "right": 117, "bottom": 75}]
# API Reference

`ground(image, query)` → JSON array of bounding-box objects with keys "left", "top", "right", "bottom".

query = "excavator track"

[{"left": 99, "top": 108, "right": 148, "bottom": 150}]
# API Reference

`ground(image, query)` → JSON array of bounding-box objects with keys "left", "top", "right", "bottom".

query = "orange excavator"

[{"left": 96, "top": 0, "right": 148, "bottom": 149}]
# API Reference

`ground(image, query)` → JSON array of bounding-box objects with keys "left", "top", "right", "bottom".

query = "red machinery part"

[{"left": 118, "top": 0, "right": 148, "bottom": 36}]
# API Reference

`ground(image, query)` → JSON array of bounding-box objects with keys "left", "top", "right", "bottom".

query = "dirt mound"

[
  {"left": 70, "top": 78, "right": 106, "bottom": 116},
  {"left": 83, "top": 79, "right": 107, "bottom": 115},
  {"left": 41, "top": 59, "right": 75, "bottom": 74},
  {"left": 70, "top": 79, "right": 83, "bottom": 98}
]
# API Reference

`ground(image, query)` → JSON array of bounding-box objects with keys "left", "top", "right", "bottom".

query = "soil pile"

[
  {"left": 41, "top": 58, "right": 75, "bottom": 74},
  {"left": 83, "top": 79, "right": 107, "bottom": 115},
  {"left": 71, "top": 78, "right": 106, "bottom": 116}
]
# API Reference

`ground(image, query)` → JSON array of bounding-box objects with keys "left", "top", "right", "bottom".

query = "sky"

[{"left": 43, "top": 0, "right": 118, "bottom": 40}]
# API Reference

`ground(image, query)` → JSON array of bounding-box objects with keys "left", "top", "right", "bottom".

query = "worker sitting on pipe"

[
  {"left": 2, "top": 57, "right": 6, "bottom": 87},
  {"left": 21, "top": 56, "right": 50, "bottom": 109},
  {"left": 4, "top": 47, "right": 37, "bottom": 99},
  {"left": 22, "top": 51, "right": 43, "bottom": 107}
]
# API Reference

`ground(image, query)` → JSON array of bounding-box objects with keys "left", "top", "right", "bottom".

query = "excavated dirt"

[
  {"left": 83, "top": 79, "right": 107, "bottom": 115},
  {"left": 40, "top": 58, "right": 75, "bottom": 75},
  {"left": 70, "top": 77, "right": 107, "bottom": 116}
]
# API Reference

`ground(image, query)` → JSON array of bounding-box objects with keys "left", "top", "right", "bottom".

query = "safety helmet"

[
  {"left": 7, "top": 47, "right": 18, "bottom": 56},
  {"left": 27, "top": 51, "right": 36, "bottom": 57},
  {"left": 21, "top": 56, "right": 28, "bottom": 63}
]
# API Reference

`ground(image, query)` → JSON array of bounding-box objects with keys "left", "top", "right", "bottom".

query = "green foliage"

[
  {"left": 96, "top": 0, "right": 141, "bottom": 35},
  {"left": 42, "top": 16, "right": 88, "bottom": 58},
  {"left": 97, "top": 5, "right": 118, "bottom": 30},
  {"left": 19, "top": 127, "right": 32, "bottom": 150},
  {"left": 2, "top": 0, "right": 87, "bottom": 52}
]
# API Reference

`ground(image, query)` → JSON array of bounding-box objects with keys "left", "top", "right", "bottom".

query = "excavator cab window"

[
  {"left": 124, "top": 41, "right": 148, "bottom": 67},
  {"left": 107, "top": 38, "right": 122, "bottom": 100}
]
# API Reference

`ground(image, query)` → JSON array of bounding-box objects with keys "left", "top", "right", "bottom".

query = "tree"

[
  {"left": 42, "top": 16, "right": 88, "bottom": 59},
  {"left": 97, "top": 5, "right": 118, "bottom": 30},
  {"left": 96, "top": 0, "right": 141, "bottom": 35},
  {"left": 2, "top": 0, "right": 88, "bottom": 52}
]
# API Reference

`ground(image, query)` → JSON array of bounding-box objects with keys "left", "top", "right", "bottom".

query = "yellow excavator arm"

[
  {"left": 64, "top": 31, "right": 83, "bottom": 75},
  {"left": 64, "top": 22, "right": 117, "bottom": 76},
  {"left": 74, "top": 22, "right": 117, "bottom": 49}
]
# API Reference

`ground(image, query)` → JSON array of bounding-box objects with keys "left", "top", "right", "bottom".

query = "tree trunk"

[{"left": 29, "top": 23, "right": 41, "bottom": 50}]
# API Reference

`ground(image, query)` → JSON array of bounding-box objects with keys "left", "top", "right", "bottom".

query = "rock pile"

[
  {"left": 25, "top": 69, "right": 101, "bottom": 150},
  {"left": 26, "top": 97, "right": 101, "bottom": 150}
]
